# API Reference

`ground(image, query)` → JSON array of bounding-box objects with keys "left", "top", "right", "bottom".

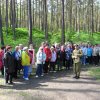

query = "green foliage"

[
  {"left": 49, "top": 33, "right": 61, "bottom": 44},
  {"left": 2, "top": 28, "right": 28, "bottom": 49},
  {"left": 1, "top": 28, "right": 100, "bottom": 50}
]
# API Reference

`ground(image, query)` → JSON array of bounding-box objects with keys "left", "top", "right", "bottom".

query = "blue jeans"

[
  {"left": 23, "top": 66, "right": 29, "bottom": 78},
  {"left": 82, "top": 55, "right": 87, "bottom": 65},
  {"left": 36, "top": 64, "right": 43, "bottom": 76}
]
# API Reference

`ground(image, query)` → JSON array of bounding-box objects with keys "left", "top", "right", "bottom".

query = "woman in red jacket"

[{"left": 44, "top": 44, "right": 51, "bottom": 74}]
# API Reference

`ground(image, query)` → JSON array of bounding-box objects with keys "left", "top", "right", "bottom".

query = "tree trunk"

[
  {"left": 44, "top": 0, "right": 48, "bottom": 39},
  {"left": 28, "top": 0, "right": 33, "bottom": 44},
  {"left": 6, "top": 0, "right": 9, "bottom": 35},
  {"left": 0, "top": 0, "right": 4, "bottom": 46},
  {"left": 61, "top": 0, "right": 65, "bottom": 44},
  {"left": 11, "top": 0, "right": 16, "bottom": 40}
]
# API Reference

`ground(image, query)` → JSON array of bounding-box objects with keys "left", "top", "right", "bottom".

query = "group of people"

[
  {"left": 0, "top": 44, "right": 35, "bottom": 84},
  {"left": 0, "top": 42, "right": 100, "bottom": 84}
]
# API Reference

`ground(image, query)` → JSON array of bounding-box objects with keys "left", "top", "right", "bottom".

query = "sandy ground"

[{"left": 0, "top": 67, "right": 100, "bottom": 100}]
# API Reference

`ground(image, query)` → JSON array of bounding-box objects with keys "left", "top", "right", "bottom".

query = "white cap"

[{"left": 23, "top": 47, "right": 28, "bottom": 51}]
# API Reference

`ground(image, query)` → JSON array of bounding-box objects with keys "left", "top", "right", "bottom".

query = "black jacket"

[{"left": 4, "top": 52, "right": 15, "bottom": 73}]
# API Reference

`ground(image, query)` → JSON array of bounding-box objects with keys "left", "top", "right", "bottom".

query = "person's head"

[
  {"left": 45, "top": 43, "right": 49, "bottom": 48},
  {"left": 41, "top": 42, "right": 45, "bottom": 47},
  {"left": 19, "top": 44, "right": 23, "bottom": 50},
  {"left": 61, "top": 45, "right": 65, "bottom": 51},
  {"left": 51, "top": 47, "right": 54, "bottom": 52},
  {"left": 29, "top": 44, "right": 33, "bottom": 49},
  {"left": 15, "top": 46, "right": 19, "bottom": 51},
  {"left": 39, "top": 47, "right": 43, "bottom": 52},
  {"left": 6, "top": 46, "right": 12, "bottom": 52},
  {"left": 23, "top": 47, "right": 28, "bottom": 52},
  {"left": 74, "top": 45, "right": 78, "bottom": 50},
  {"left": 1, "top": 46, "right": 5, "bottom": 50}
]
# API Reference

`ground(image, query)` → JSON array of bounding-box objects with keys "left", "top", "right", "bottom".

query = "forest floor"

[{"left": 0, "top": 66, "right": 100, "bottom": 100}]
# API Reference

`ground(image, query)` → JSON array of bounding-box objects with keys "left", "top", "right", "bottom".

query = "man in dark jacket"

[{"left": 4, "top": 46, "right": 15, "bottom": 84}]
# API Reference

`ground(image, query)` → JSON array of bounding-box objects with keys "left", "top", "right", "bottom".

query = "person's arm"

[{"left": 4, "top": 53, "right": 8, "bottom": 69}]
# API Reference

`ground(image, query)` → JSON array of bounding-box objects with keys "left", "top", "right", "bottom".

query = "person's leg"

[
  {"left": 1, "top": 67, "right": 4, "bottom": 76},
  {"left": 36, "top": 64, "right": 40, "bottom": 76},
  {"left": 68, "top": 59, "right": 71, "bottom": 70},
  {"left": 73, "top": 63, "right": 77, "bottom": 78},
  {"left": 65, "top": 60, "right": 68, "bottom": 70},
  {"left": 57, "top": 60, "right": 60, "bottom": 71},
  {"left": 77, "top": 62, "right": 81, "bottom": 78},
  {"left": 88, "top": 56, "right": 90, "bottom": 64},
  {"left": 43, "top": 62, "right": 48, "bottom": 73},
  {"left": 95, "top": 56, "right": 98, "bottom": 65},
  {"left": 14, "top": 66, "right": 18, "bottom": 78},
  {"left": 23, "top": 66, "right": 29, "bottom": 79},
  {"left": 63, "top": 59, "right": 65, "bottom": 67},
  {"left": 45, "top": 61, "right": 49, "bottom": 73},
  {"left": 49, "top": 62, "right": 52, "bottom": 71},
  {"left": 94, "top": 56, "right": 97, "bottom": 65},
  {"left": 83, "top": 55, "right": 86, "bottom": 65},
  {"left": 28, "top": 65, "right": 32, "bottom": 75},
  {"left": 40, "top": 64, "right": 43, "bottom": 76},
  {"left": 6, "top": 73, "right": 9, "bottom": 83},
  {"left": 9, "top": 73, "right": 13, "bottom": 84},
  {"left": 52, "top": 62, "right": 55, "bottom": 71}
]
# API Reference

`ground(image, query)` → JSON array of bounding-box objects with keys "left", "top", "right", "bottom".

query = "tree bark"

[
  {"left": 61, "top": 0, "right": 65, "bottom": 44},
  {"left": 0, "top": 0, "right": 4, "bottom": 46},
  {"left": 28, "top": 0, "right": 33, "bottom": 44}
]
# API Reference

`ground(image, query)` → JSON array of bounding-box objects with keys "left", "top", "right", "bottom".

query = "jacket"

[
  {"left": 4, "top": 52, "right": 15, "bottom": 73},
  {"left": 44, "top": 47, "right": 51, "bottom": 62},
  {"left": 87, "top": 47, "right": 93, "bottom": 57},
  {"left": 72, "top": 49, "right": 82, "bottom": 63},
  {"left": 22, "top": 51, "right": 30, "bottom": 66},
  {"left": 36, "top": 51, "right": 46, "bottom": 64}
]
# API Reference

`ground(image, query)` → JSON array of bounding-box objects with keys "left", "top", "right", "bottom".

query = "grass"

[{"left": 89, "top": 67, "right": 100, "bottom": 80}]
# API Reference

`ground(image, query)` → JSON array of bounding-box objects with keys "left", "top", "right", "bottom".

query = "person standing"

[
  {"left": 36, "top": 47, "right": 46, "bottom": 77},
  {"left": 44, "top": 44, "right": 51, "bottom": 74},
  {"left": 49, "top": 47, "right": 57, "bottom": 72},
  {"left": 22, "top": 47, "right": 30, "bottom": 80},
  {"left": 12, "top": 46, "right": 20, "bottom": 79},
  {"left": 18, "top": 44, "right": 23, "bottom": 73},
  {"left": 60, "top": 45, "right": 66, "bottom": 69},
  {"left": 81, "top": 44, "right": 87, "bottom": 65},
  {"left": 28, "top": 44, "right": 35, "bottom": 76},
  {"left": 65, "top": 45, "right": 72, "bottom": 70},
  {"left": 87, "top": 45, "right": 93, "bottom": 64},
  {"left": 72, "top": 45, "right": 82, "bottom": 79},
  {"left": 92, "top": 45, "right": 99, "bottom": 66},
  {"left": 55, "top": 44, "right": 61, "bottom": 71},
  {"left": 4, "top": 46, "right": 15, "bottom": 84}
]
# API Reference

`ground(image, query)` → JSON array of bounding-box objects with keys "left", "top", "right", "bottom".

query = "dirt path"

[{"left": 0, "top": 67, "right": 100, "bottom": 100}]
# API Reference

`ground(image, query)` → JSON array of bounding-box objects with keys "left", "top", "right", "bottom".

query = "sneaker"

[
  {"left": 73, "top": 76, "right": 77, "bottom": 78},
  {"left": 24, "top": 78, "right": 29, "bottom": 80},
  {"left": 35, "top": 75, "right": 39, "bottom": 78},
  {"left": 41, "top": 74, "right": 44, "bottom": 77}
]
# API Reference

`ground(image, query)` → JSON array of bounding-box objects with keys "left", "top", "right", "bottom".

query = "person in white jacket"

[
  {"left": 49, "top": 47, "right": 57, "bottom": 72},
  {"left": 36, "top": 47, "right": 46, "bottom": 77}
]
